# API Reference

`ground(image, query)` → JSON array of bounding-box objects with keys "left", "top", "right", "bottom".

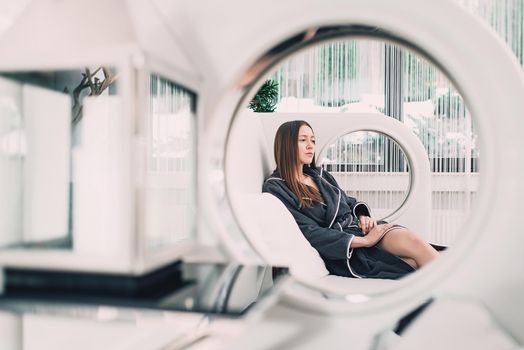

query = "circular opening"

[
  {"left": 319, "top": 131, "right": 411, "bottom": 221},
  {"left": 227, "top": 31, "right": 479, "bottom": 269},
  {"left": 207, "top": 9, "right": 524, "bottom": 317}
]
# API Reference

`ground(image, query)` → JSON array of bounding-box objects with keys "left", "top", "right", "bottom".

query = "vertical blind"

[{"left": 145, "top": 75, "right": 195, "bottom": 249}]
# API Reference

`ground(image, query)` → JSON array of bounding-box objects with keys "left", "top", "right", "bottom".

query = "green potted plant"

[{"left": 248, "top": 79, "right": 279, "bottom": 112}]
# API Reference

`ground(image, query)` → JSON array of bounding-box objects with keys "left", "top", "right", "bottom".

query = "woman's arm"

[
  {"left": 263, "top": 180, "right": 354, "bottom": 260},
  {"left": 351, "top": 224, "right": 394, "bottom": 248},
  {"left": 265, "top": 175, "right": 378, "bottom": 258}
]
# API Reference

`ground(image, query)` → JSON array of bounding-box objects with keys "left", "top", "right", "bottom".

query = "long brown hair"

[{"left": 274, "top": 120, "right": 323, "bottom": 208}]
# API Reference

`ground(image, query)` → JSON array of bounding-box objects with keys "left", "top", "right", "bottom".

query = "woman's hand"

[
  {"left": 363, "top": 224, "right": 393, "bottom": 247},
  {"left": 351, "top": 223, "right": 393, "bottom": 248},
  {"left": 358, "top": 215, "right": 377, "bottom": 234}
]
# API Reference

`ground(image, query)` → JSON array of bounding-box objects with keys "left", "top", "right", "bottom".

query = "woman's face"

[{"left": 297, "top": 124, "right": 316, "bottom": 166}]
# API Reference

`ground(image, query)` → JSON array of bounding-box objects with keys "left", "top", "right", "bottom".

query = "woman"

[{"left": 262, "top": 120, "right": 439, "bottom": 279}]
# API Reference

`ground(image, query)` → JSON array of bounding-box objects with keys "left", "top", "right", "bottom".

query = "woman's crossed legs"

[{"left": 377, "top": 227, "right": 439, "bottom": 269}]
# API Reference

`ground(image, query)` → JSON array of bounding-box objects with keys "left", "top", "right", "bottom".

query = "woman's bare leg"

[{"left": 377, "top": 228, "right": 439, "bottom": 268}]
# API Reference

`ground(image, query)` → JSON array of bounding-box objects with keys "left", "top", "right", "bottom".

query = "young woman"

[{"left": 262, "top": 120, "right": 439, "bottom": 279}]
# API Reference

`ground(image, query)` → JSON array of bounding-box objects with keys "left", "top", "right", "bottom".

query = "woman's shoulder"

[
  {"left": 263, "top": 169, "right": 283, "bottom": 183},
  {"left": 262, "top": 169, "right": 285, "bottom": 191},
  {"left": 262, "top": 169, "right": 300, "bottom": 208}
]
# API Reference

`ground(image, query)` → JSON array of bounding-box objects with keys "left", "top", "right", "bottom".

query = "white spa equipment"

[
  {"left": 196, "top": 0, "right": 524, "bottom": 348},
  {"left": 1, "top": 0, "right": 524, "bottom": 349}
]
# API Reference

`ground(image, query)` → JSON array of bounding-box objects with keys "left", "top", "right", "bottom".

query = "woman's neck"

[{"left": 298, "top": 166, "right": 311, "bottom": 182}]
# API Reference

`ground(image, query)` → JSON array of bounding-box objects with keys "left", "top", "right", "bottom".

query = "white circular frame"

[
  {"left": 315, "top": 118, "right": 423, "bottom": 225},
  {"left": 200, "top": 0, "right": 524, "bottom": 319}
]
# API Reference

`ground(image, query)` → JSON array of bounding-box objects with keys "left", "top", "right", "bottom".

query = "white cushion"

[{"left": 235, "top": 193, "right": 330, "bottom": 279}]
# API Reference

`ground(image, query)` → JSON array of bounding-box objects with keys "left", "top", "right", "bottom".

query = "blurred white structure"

[
  {"left": 0, "top": 0, "right": 198, "bottom": 273},
  {"left": 1, "top": 0, "right": 524, "bottom": 350}
]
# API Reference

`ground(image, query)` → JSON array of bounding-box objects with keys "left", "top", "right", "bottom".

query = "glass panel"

[
  {"left": 143, "top": 75, "right": 196, "bottom": 251},
  {"left": 402, "top": 51, "right": 478, "bottom": 245},
  {"left": 0, "top": 68, "right": 119, "bottom": 251},
  {"left": 1, "top": 262, "right": 285, "bottom": 315},
  {"left": 271, "top": 40, "right": 385, "bottom": 113}
]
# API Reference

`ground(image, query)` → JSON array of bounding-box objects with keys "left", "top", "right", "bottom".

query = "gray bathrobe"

[{"left": 262, "top": 166, "right": 414, "bottom": 279}]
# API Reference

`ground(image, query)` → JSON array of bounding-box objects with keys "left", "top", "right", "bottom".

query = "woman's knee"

[
  {"left": 382, "top": 228, "right": 439, "bottom": 266},
  {"left": 393, "top": 229, "right": 422, "bottom": 245}
]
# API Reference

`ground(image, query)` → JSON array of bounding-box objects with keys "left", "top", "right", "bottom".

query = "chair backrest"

[{"left": 226, "top": 110, "right": 273, "bottom": 196}]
